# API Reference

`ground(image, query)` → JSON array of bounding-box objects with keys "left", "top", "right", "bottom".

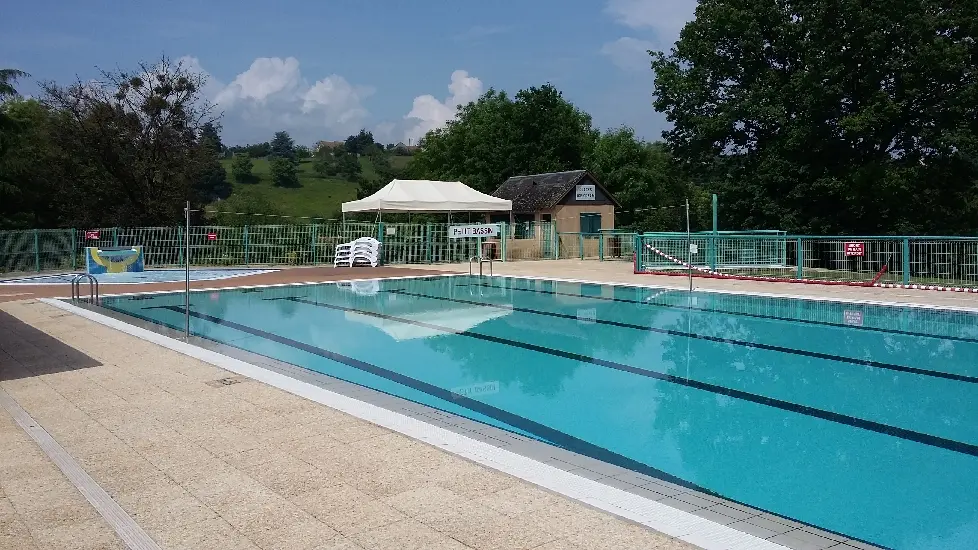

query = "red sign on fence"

[
  {"left": 84, "top": 230, "right": 100, "bottom": 240},
  {"left": 206, "top": 233, "right": 218, "bottom": 241},
  {"left": 844, "top": 242, "right": 865, "bottom": 256}
]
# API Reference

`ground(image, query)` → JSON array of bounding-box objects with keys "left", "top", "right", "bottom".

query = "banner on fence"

[
  {"left": 845, "top": 242, "right": 865, "bottom": 256},
  {"left": 206, "top": 233, "right": 218, "bottom": 241},
  {"left": 84, "top": 230, "right": 100, "bottom": 240},
  {"left": 449, "top": 224, "right": 499, "bottom": 239}
]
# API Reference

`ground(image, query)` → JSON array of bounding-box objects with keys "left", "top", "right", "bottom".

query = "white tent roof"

[
  {"left": 341, "top": 179, "right": 512, "bottom": 213},
  {"left": 344, "top": 307, "right": 512, "bottom": 341}
]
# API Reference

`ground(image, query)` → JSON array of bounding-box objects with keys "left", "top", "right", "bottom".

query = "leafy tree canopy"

[{"left": 651, "top": 0, "right": 978, "bottom": 234}]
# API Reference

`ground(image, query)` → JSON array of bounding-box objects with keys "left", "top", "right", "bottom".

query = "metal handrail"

[
  {"left": 469, "top": 255, "right": 493, "bottom": 276},
  {"left": 70, "top": 274, "right": 99, "bottom": 304}
]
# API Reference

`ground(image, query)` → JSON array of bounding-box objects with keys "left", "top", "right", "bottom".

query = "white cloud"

[
  {"left": 604, "top": 0, "right": 695, "bottom": 36},
  {"left": 402, "top": 70, "right": 483, "bottom": 144},
  {"left": 601, "top": 0, "right": 697, "bottom": 72},
  {"left": 179, "top": 56, "right": 373, "bottom": 145},
  {"left": 600, "top": 37, "right": 656, "bottom": 72}
]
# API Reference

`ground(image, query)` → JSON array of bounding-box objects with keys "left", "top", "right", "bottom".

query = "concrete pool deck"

[{"left": 1, "top": 260, "right": 956, "bottom": 549}]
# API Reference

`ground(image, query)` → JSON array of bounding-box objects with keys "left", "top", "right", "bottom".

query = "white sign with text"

[
  {"left": 449, "top": 224, "right": 499, "bottom": 239},
  {"left": 575, "top": 184, "right": 596, "bottom": 200}
]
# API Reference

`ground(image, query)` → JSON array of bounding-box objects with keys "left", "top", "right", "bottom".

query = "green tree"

[
  {"left": 410, "top": 84, "right": 597, "bottom": 193},
  {"left": 295, "top": 145, "right": 312, "bottom": 159},
  {"left": 195, "top": 122, "right": 231, "bottom": 201},
  {"left": 269, "top": 156, "right": 300, "bottom": 188},
  {"left": 344, "top": 128, "right": 375, "bottom": 155},
  {"left": 231, "top": 153, "right": 255, "bottom": 183},
  {"left": 586, "top": 128, "right": 706, "bottom": 231},
  {"left": 651, "top": 0, "right": 978, "bottom": 234},
  {"left": 269, "top": 131, "right": 296, "bottom": 162},
  {"left": 39, "top": 56, "right": 222, "bottom": 227},
  {"left": 0, "top": 99, "right": 64, "bottom": 228}
]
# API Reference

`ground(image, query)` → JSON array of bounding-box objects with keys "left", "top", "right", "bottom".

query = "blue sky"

[{"left": 0, "top": 0, "right": 697, "bottom": 146}]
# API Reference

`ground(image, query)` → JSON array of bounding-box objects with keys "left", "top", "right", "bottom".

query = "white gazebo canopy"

[{"left": 341, "top": 179, "right": 511, "bottom": 213}]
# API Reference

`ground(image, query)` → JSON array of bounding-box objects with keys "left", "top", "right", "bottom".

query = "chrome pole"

[
  {"left": 185, "top": 200, "right": 191, "bottom": 338},
  {"left": 686, "top": 198, "right": 692, "bottom": 292}
]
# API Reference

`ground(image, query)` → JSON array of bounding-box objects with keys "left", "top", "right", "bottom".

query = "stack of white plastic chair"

[{"left": 334, "top": 237, "right": 381, "bottom": 267}]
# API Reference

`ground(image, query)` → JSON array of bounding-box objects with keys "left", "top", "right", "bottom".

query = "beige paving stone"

[
  {"left": 475, "top": 483, "right": 568, "bottom": 518},
  {"left": 352, "top": 518, "right": 471, "bottom": 550},
  {"left": 152, "top": 516, "right": 259, "bottom": 550},
  {"left": 0, "top": 513, "right": 36, "bottom": 550},
  {"left": 564, "top": 518, "right": 683, "bottom": 549},
  {"left": 325, "top": 420, "right": 395, "bottom": 444},
  {"left": 433, "top": 460, "right": 520, "bottom": 498},
  {"left": 531, "top": 539, "right": 588, "bottom": 550},
  {"left": 383, "top": 485, "right": 470, "bottom": 518},
  {"left": 423, "top": 502, "right": 558, "bottom": 550},
  {"left": 184, "top": 470, "right": 282, "bottom": 519},
  {"left": 286, "top": 433, "right": 347, "bottom": 465},
  {"left": 238, "top": 453, "right": 337, "bottom": 498},
  {"left": 113, "top": 481, "right": 217, "bottom": 534},
  {"left": 292, "top": 484, "right": 407, "bottom": 537},
  {"left": 309, "top": 535, "right": 367, "bottom": 550},
  {"left": 230, "top": 503, "right": 336, "bottom": 550},
  {"left": 30, "top": 518, "right": 125, "bottom": 550}
]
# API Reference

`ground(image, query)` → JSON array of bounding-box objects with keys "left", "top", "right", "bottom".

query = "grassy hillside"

[{"left": 215, "top": 156, "right": 405, "bottom": 220}]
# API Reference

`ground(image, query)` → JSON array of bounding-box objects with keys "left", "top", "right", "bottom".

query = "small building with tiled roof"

[{"left": 490, "top": 170, "right": 620, "bottom": 235}]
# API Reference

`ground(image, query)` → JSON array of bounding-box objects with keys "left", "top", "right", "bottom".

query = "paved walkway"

[
  {"left": 0, "top": 299, "right": 693, "bottom": 550},
  {"left": 396, "top": 259, "right": 978, "bottom": 309}
]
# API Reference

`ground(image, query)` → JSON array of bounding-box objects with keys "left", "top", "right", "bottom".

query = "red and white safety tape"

[{"left": 637, "top": 244, "right": 978, "bottom": 293}]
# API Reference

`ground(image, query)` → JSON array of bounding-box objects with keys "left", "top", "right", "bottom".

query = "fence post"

[
  {"left": 113, "top": 227, "right": 119, "bottom": 247},
  {"left": 71, "top": 228, "right": 77, "bottom": 270},
  {"left": 177, "top": 226, "right": 184, "bottom": 266},
  {"left": 377, "top": 222, "right": 385, "bottom": 265},
  {"left": 310, "top": 225, "right": 318, "bottom": 265},
  {"left": 553, "top": 226, "right": 559, "bottom": 260},
  {"left": 243, "top": 225, "right": 249, "bottom": 265},
  {"left": 634, "top": 234, "right": 642, "bottom": 271},
  {"left": 902, "top": 238, "right": 911, "bottom": 285},
  {"left": 500, "top": 222, "right": 507, "bottom": 262},
  {"left": 796, "top": 237, "right": 804, "bottom": 279},
  {"left": 33, "top": 229, "right": 40, "bottom": 272},
  {"left": 425, "top": 223, "right": 432, "bottom": 264},
  {"left": 598, "top": 235, "right": 604, "bottom": 261},
  {"left": 579, "top": 234, "right": 584, "bottom": 260}
]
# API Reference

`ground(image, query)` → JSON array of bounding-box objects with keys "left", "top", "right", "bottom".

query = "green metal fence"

[
  {"left": 635, "top": 233, "right": 978, "bottom": 288},
  {"left": 0, "top": 222, "right": 562, "bottom": 274}
]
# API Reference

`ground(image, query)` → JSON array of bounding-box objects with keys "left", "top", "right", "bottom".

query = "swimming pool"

[
  {"left": 99, "top": 274, "right": 978, "bottom": 549},
  {"left": 0, "top": 268, "right": 276, "bottom": 285}
]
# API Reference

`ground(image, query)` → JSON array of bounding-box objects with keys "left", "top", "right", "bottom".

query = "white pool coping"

[{"left": 41, "top": 294, "right": 791, "bottom": 550}]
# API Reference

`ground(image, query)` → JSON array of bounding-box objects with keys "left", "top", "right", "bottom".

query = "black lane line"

[
  {"left": 271, "top": 296, "right": 978, "bottom": 459},
  {"left": 145, "top": 304, "right": 695, "bottom": 489},
  {"left": 456, "top": 280, "right": 978, "bottom": 344},
  {"left": 386, "top": 289, "right": 978, "bottom": 385}
]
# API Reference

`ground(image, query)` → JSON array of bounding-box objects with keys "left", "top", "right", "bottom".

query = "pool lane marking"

[
  {"left": 456, "top": 281, "right": 978, "bottom": 343},
  {"left": 386, "top": 289, "right": 978, "bottom": 385},
  {"left": 143, "top": 304, "right": 694, "bottom": 489},
  {"left": 264, "top": 296, "right": 978, "bottom": 459}
]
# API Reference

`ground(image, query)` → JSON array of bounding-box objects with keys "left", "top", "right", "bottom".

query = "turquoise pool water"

[
  {"left": 0, "top": 268, "right": 274, "bottom": 285},
  {"left": 100, "top": 275, "right": 978, "bottom": 549}
]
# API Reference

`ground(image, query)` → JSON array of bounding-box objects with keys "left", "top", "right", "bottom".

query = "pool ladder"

[
  {"left": 469, "top": 255, "right": 493, "bottom": 277},
  {"left": 70, "top": 274, "right": 100, "bottom": 304}
]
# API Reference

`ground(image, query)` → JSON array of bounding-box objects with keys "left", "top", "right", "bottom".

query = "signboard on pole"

[
  {"left": 575, "top": 184, "right": 596, "bottom": 201},
  {"left": 845, "top": 242, "right": 865, "bottom": 256},
  {"left": 449, "top": 224, "right": 499, "bottom": 239}
]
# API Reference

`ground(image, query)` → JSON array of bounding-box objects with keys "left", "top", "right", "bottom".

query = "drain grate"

[{"left": 205, "top": 376, "right": 247, "bottom": 387}]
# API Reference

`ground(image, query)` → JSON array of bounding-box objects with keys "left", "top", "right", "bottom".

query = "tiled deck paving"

[{"left": 0, "top": 299, "right": 695, "bottom": 550}]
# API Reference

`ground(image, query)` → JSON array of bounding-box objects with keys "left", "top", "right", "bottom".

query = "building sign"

[
  {"left": 575, "top": 184, "right": 596, "bottom": 201},
  {"left": 449, "top": 224, "right": 499, "bottom": 239},
  {"left": 844, "top": 310, "right": 864, "bottom": 326},
  {"left": 845, "top": 242, "right": 864, "bottom": 256},
  {"left": 84, "top": 230, "right": 100, "bottom": 240}
]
